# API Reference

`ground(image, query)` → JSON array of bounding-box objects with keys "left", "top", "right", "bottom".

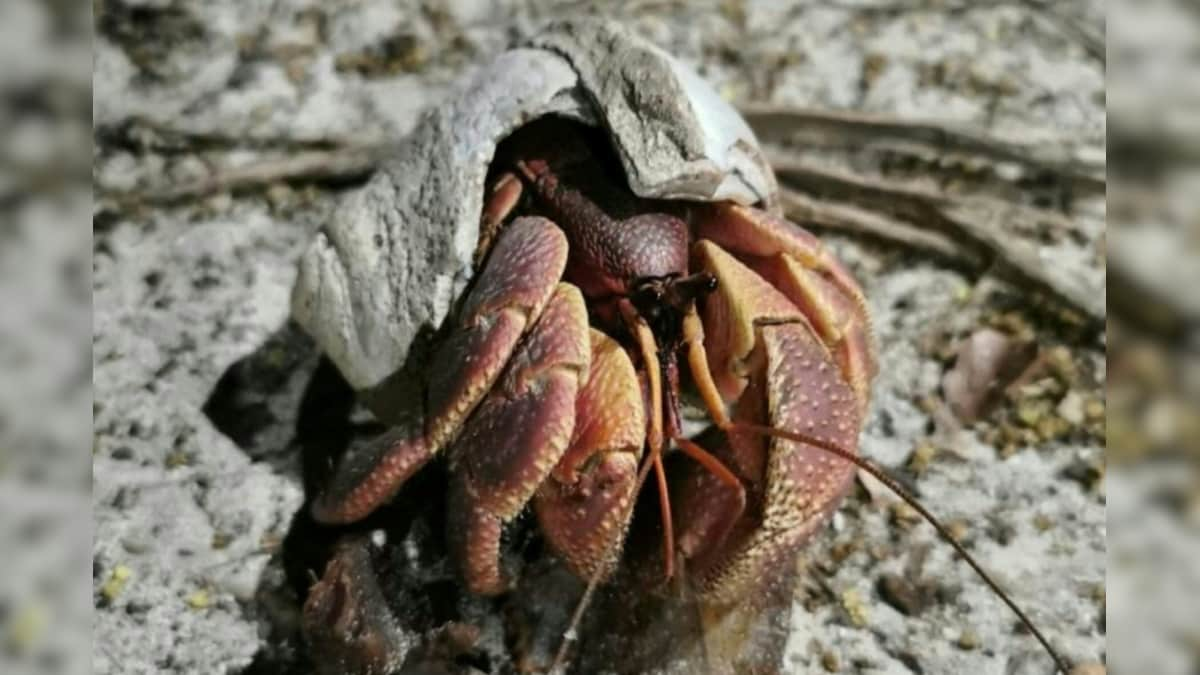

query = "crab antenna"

[{"left": 732, "top": 423, "right": 1073, "bottom": 675}]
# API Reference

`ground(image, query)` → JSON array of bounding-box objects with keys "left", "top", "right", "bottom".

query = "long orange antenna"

[{"left": 732, "top": 422, "right": 1072, "bottom": 675}]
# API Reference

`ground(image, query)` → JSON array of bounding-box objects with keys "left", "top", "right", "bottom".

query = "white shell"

[{"left": 291, "top": 19, "right": 777, "bottom": 394}]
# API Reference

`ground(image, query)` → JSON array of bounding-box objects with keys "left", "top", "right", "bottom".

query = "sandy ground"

[{"left": 92, "top": 1, "right": 1105, "bottom": 673}]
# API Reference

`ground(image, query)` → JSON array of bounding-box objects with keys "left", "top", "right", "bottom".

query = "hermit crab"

[{"left": 292, "top": 19, "right": 1073, "bottom": 675}]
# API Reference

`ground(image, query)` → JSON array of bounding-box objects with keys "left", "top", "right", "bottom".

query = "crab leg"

[
  {"left": 474, "top": 171, "right": 523, "bottom": 266},
  {"left": 676, "top": 240, "right": 861, "bottom": 598},
  {"left": 534, "top": 329, "right": 645, "bottom": 581},
  {"left": 695, "top": 203, "right": 875, "bottom": 412},
  {"left": 446, "top": 283, "right": 591, "bottom": 595},
  {"left": 311, "top": 217, "right": 568, "bottom": 524},
  {"left": 683, "top": 307, "right": 731, "bottom": 428}
]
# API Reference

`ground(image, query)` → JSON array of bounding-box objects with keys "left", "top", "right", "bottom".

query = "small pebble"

[
  {"left": 957, "top": 628, "right": 980, "bottom": 650},
  {"left": 877, "top": 574, "right": 928, "bottom": 616},
  {"left": 185, "top": 589, "right": 210, "bottom": 610},
  {"left": 1057, "top": 390, "right": 1085, "bottom": 425},
  {"left": 100, "top": 565, "right": 132, "bottom": 604},
  {"left": 840, "top": 588, "right": 869, "bottom": 627},
  {"left": 907, "top": 443, "right": 937, "bottom": 475}
]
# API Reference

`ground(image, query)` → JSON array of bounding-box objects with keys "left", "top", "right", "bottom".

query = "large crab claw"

[
  {"left": 311, "top": 217, "right": 569, "bottom": 524},
  {"left": 695, "top": 202, "right": 875, "bottom": 413},
  {"left": 446, "top": 283, "right": 592, "bottom": 595},
  {"left": 673, "top": 206, "right": 873, "bottom": 600}
]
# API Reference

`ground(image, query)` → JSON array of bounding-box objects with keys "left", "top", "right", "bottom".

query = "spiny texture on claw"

[
  {"left": 756, "top": 254, "right": 874, "bottom": 414},
  {"left": 311, "top": 217, "right": 568, "bottom": 524},
  {"left": 447, "top": 283, "right": 591, "bottom": 595},
  {"left": 701, "top": 322, "right": 858, "bottom": 598},
  {"left": 687, "top": 239, "right": 861, "bottom": 599},
  {"left": 534, "top": 329, "right": 645, "bottom": 581},
  {"left": 695, "top": 203, "right": 875, "bottom": 412}
]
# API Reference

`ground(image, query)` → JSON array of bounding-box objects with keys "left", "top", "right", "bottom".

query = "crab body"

[{"left": 310, "top": 117, "right": 875, "bottom": 601}]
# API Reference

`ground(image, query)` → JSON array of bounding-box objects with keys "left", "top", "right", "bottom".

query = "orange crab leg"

[
  {"left": 694, "top": 203, "right": 876, "bottom": 412},
  {"left": 679, "top": 240, "right": 861, "bottom": 598},
  {"left": 651, "top": 451, "right": 674, "bottom": 580},
  {"left": 475, "top": 171, "right": 524, "bottom": 265}
]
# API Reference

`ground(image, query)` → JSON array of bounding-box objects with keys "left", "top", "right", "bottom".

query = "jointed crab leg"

[
  {"left": 311, "top": 217, "right": 568, "bottom": 524},
  {"left": 683, "top": 308, "right": 733, "bottom": 429},
  {"left": 475, "top": 171, "right": 523, "bottom": 266},
  {"left": 694, "top": 203, "right": 876, "bottom": 411},
  {"left": 670, "top": 240, "right": 862, "bottom": 597},
  {"left": 447, "top": 283, "right": 591, "bottom": 595},
  {"left": 680, "top": 238, "right": 1070, "bottom": 671},
  {"left": 673, "top": 438, "right": 741, "bottom": 490}
]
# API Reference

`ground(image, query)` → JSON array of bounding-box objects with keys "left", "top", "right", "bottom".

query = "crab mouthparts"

[{"left": 630, "top": 272, "right": 718, "bottom": 347}]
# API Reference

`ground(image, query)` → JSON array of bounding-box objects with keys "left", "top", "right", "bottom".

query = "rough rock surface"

[{"left": 93, "top": 2, "right": 1105, "bottom": 674}]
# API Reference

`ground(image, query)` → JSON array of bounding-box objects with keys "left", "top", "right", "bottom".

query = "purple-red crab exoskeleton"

[{"left": 308, "top": 118, "right": 876, "bottom": 601}]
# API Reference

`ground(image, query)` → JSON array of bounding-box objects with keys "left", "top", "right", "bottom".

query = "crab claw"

[
  {"left": 534, "top": 329, "right": 645, "bottom": 581},
  {"left": 446, "top": 283, "right": 592, "bottom": 595},
  {"left": 311, "top": 217, "right": 568, "bottom": 524},
  {"left": 676, "top": 241, "right": 862, "bottom": 600},
  {"left": 695, "top": 202, "right": 875, "bottom": 413}
]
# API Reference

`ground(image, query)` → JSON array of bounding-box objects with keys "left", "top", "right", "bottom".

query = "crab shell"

[{"left": 291, "top": 19, "right": 778, "bottom": 411}]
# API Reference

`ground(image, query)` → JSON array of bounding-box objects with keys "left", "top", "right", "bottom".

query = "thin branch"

[
  {"left": 773, "top": 159, "right": 1104, "bottom": 327},
  {"left": 94, "top": 117, "right": 385, "bottom": 155},
  {"left": 97, "top": 144, "right": 397, "bottom": 206},
  {"left": 1110, "top": 118, "right": 1200, "bottom": 169},
  {"left": 740, "top": 104, "right": 1105, "bottom": 192},
  {"left": 780, "top": 189, "right": 981, "bottom": 266}
]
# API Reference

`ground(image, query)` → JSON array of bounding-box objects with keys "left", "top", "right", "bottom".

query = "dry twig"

[
  {"left": 780, "top": 189, "right": 979, "bottom": 266},
  {"left": 819, "top": 0, "right": 1103, "bottom": 64},
  {"left": 97, "top": 144, "right": 396, "bottom": 206},
  {"left": 741, "top": 104, "right": 1105, "bottom": 192},
  {"left": 773, "top": 159, "right": 1104, "bottom": 327}
]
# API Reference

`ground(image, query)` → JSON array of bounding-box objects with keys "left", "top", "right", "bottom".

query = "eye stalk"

[{"left": 630, "top": 272, "right": 718, "bottom": 347}]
